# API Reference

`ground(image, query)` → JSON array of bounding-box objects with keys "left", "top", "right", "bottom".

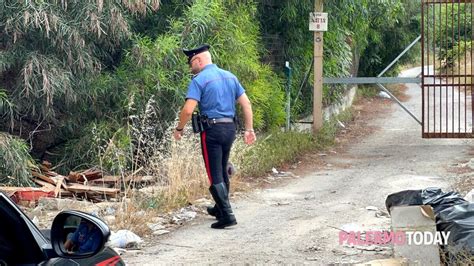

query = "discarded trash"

[
  {"left": 422, "top": 188, "right": 467, "bottom": 214},
  {"left": 386, "top": 188, "right": 473, "bottom": 259},
  {"left": 172, "top": 209, "right": 197, "bottom": 224},
  {"left": 337, "top": 120, "right": 346, "bottom": 128},
  {"left": 108, "top": 230, "right": 143, "bottom": 249},
  {"left": 437, "top": 203, "right": 474, "bottom": 259},
  {"left": 271, "top": 201, "right": 291, "bottom": 206},
  {"left": 386, "top": 188, "right": 468, "bottom": 215},
  {"left": 152, "top": 230, "right": 170, "bottom": 236},
  {"left": 464, "top": 189, "right": 474, "bottom": 203},
  {"left": 385, "top": 189, "right": 423, "bottom": 213},
  {"left": 365, "top": 206, "right": 378, "bottom": 211},
  {"left": 375, "top": 210, "right": 390, "bottom": 218},
  {"left": 378, "top": 91, "right": 391, "bottom": 99},
  {"left": 32, "top": 216, "right": 39, "bottom": 226},
  {"left": 147, "top": 223, "right": 165, "bottom": 231}
]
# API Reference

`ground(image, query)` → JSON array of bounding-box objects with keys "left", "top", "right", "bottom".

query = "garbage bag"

[
  {"left": 385, "top": 188, "right": 467, "bottom": 214},
  {"left": 421, "top": 188, "right": 467, "bottom": 214},
  {"left": 436, "top": 203, "right": 474, "bottom": 257},
  {"left": 108, "top": 230, "right": 143, "bottom": 248},
  {"left": 385, "top": 188, "right": 473, "bottom": 259},
  {"left": 385, "top": 189, "right": 423, "bottom": 213}
]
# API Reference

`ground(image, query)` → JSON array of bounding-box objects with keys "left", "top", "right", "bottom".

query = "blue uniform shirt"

[
  {"left": 186, "top": 64, "right": 245, "bottom": 119},
  {"left": 71, "top": 222, "right": 102, "bottom": 253}
]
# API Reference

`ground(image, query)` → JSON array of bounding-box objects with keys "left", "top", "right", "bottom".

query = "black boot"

[
  {"left": 206, "top": 204, "right": 220, "bottom": 218},
  {"left": 206, "top": 182, "right": 229, "bottom": 219},
  {"left": 209, "top": 183, "right": 236, "bottom": 229}
]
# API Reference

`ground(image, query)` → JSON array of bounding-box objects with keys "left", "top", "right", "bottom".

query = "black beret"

[{"left": 182, "top": 44, "right": 210, "bottom": 63}]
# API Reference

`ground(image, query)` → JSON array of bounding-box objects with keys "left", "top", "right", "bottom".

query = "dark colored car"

[{"left": 0, "top": 192, "right": 125, "bottom": 265}]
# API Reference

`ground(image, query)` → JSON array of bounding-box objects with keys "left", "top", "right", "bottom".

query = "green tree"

[
  {"left": 358, "top": 0, "right": 419, "bottom": 77},
  {"left": 258, "top": 0, "right": 418, "bottom": 117},
  {"left": 0, "top": 1, "right": 159, "bottom": 155},
  {"left": 54, "top": 0, "right": 286, "bottom": 173}
]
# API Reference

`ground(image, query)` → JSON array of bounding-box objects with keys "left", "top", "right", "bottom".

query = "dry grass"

[
  {"left": 154, "top": 132, "right": 210, "bottom": 209},
  {"left": 131, "top": 126, "right": 210, "bottom": 206},
  {"left": 113, "top": 198, "right": 156, "bottom": 236},
  {"left": 440, "top": 246, "right": 474, "bottom": 265}
]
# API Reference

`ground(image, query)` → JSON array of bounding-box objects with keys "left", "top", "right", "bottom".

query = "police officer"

[{"left": 173, "top": 44, "right": 256, "bottom": 229}]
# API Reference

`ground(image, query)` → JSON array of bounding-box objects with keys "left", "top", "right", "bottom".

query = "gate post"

[{"left": 313, "top": 0, "right": 324, "bottom": 134}]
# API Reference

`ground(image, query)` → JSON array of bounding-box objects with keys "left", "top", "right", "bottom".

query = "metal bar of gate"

[
  {"left": 323, "top": 77, "right": 420, "bottom": 84},
  {"left": 377, "top": 83, "right": 422, "bottom": 125},
  {"left": 375, "top": 35, "right": 423, "bottom": 127},
  {"left": 378, "top": 36, "right": 422, "bottom": 78},
  {"left": 324, "top": 34, "right": 424, "bottom": 126}
]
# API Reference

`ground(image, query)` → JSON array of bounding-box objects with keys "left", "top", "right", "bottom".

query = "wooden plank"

[
  {"left": 32, "top": 179, "right": 56, "bottom": 190},
  {"left": 68, "top": 169, "right": 102, "bottom": 183},
  {"left": 50, "top": 175, "right": 69, "bottom": 190},
  {"left": 31, "top": 171, "right": 56, "bottom": 185},
  {"left": 90, "top": 176, "right": 121, "bottom": 184},
  {"left": 81, "top": 169, "right": 102, "bottom": 181},
  {"left": 54, "top": 177, "right": 64, "bottom": 198},
  {"left": 68, "top": 171, "right": 82, "bottom": 183},
  {"left": 58, "top": 189, "right": 74, "bottom": 198},
  {"left": 66, "top": 183, "right": 120, "bottom": 195}
]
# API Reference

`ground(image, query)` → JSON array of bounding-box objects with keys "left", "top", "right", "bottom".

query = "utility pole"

[{"left": 313, "top": 0, "right": 324, "bottom": 134}]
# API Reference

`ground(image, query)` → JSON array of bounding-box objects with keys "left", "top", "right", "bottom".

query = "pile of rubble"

[{"left": 0, "top": 161, "right": 152, "bottom": 204}]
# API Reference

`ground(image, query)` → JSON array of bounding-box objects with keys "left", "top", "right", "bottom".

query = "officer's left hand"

[
  {"left": 174, "top": 129, "right": 183, "bottom": 141},
  {"left": 244, "top": 131, "right": 256, "bottom": 145}
]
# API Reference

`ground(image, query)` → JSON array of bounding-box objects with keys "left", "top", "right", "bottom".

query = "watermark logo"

[{"left": 339, "top": 231, "right": 451, "bottom": 246}]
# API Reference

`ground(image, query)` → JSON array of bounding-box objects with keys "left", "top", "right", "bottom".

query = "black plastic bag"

[
  {"left": 437, "top": 203, "right": 474, "bottom": 259},
  {"left": 385, "top": 188, "right": 467, "bottom": 214},
  {"left": 385, "top": 187, "right": 473, "bottom": 259},
  {"left": 385, "top": 189, "right": 423, "bottom": 213},
  {"left": 421, "top": 188, "right": 467, "bottom": 214}
]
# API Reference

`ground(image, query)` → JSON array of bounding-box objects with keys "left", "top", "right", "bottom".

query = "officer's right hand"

[{"left": 174, "top": 129, "right": 183, "bottom": 141}]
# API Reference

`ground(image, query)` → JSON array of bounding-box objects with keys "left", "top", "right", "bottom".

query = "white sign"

[{"left": 309, "top": 12, "right": 328, "bottom": 32}]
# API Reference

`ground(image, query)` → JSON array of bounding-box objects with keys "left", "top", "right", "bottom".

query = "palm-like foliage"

[
  {"left": 0, "top": 0, "right": 159, "bottom": 124},
  {"left": 0, "top": 133, "right": 35, "bottom": 186},
  {"left": 0, "top": 1, "right": 159, "bottom": 183}
]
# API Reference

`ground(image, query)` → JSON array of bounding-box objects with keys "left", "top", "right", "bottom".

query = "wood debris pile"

[{"left": 0, "top": 161, "right": 155, "bottom": 204}]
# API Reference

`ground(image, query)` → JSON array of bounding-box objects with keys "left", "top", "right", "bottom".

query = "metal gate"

[{"left": 422, "top": 0, "right": 474, "bottom": 138}]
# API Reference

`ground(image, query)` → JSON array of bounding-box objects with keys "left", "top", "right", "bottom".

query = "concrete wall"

[{"left": 293, "top": 85, "right": 358, "bottom": 132}]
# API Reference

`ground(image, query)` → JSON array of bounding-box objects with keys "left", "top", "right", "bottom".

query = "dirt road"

[{"left": 123, "top": 68, "right": 473, "bottom": 264}]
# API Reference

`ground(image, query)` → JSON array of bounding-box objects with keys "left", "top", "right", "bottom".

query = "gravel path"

[{"left": 123, "top": 67, "right": 473, "bottom": 264}]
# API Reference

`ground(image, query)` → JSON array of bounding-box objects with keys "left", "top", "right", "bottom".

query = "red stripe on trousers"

[{"left": 201, "top": 131, "right": 212, "bottom": 184}]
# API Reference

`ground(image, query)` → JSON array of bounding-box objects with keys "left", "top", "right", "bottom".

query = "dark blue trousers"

[{"left": 200, "top": 123, "right": 236, "bottom": 185}]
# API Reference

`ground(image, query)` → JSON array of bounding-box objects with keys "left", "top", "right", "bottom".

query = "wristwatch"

[{"left": 175, "top": 127, "right": 184, "bottom": 131}]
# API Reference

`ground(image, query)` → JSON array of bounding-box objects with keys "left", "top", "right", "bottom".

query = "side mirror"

[{"left": 50, "top": 210, "right": 110, "bottom": 259}]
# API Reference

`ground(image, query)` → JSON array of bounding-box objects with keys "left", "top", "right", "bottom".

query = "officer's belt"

[{"left": 208, "top": 117, "right": 234, "bottom": 124}]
